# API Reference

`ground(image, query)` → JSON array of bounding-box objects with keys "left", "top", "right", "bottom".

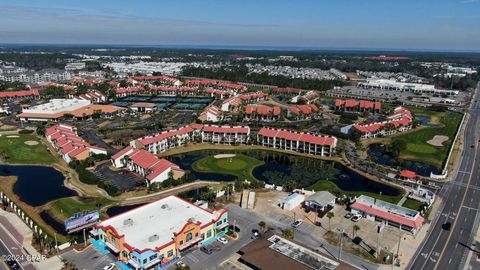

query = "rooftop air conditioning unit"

[
  {"left": 148, "top": 234, "right": 159, "bottom": 242},
  {"left": 123, "top": 218, "right": 133, "bottom": 226}
]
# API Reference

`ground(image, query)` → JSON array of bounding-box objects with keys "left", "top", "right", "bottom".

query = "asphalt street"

[
  {"left": 408, "top": 83, "right": 480, "bottom": 270},
  {"left": 0, "top": 223, "right": 37, "bottom": 270}
]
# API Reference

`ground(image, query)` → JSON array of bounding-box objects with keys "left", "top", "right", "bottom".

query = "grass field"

[
  {"left": 391, "top": 110, "right": 463, "bottom": 168},
  {"left": 50, "top": 197, "right": 113, "bottom": 219},
  {"left": 192, "top": 154, "right": 264, "bottom": 182},
  {"left": 308, "top": 180, "right": 404, "bottom": 204},
  {"left": 401, "top": 198, "right": 426, "bottom": 211},
  {"left": 0, "top": 134, "right": 55, "bottom": 164}
]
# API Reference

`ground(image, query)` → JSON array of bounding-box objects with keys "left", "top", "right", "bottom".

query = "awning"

[
  {"left": 127, "top": 259, "right": 141, "bottom": 269},
  {"left": 143, "top": 257, "right": 161, "bottom": 269},
  {"left": 89, "top": 230, "right": 98, "bottom": 236},
  {"left": 104, "top": 242, "right": 120, "bottom": 253},
  {"left": 216, "top": 223, "right": 229, "bottom": 231},
  {"left": 178, "top": 237, "right": 203, "bottom": 251}
]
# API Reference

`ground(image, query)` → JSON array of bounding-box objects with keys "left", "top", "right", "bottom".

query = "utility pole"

[
  {"left": 83, "top": 228, "right": 87, "bottom": 247},
  {"left": 338, "top": 228, "right": 344, "bottom": 260}
]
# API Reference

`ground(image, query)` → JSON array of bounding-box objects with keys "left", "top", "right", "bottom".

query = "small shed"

[
  {"left": 278, "top": 193, "right": 305, "bottom": 211},
  {"left": 303, "top": 191, "right": 336, "bottom": 212}
]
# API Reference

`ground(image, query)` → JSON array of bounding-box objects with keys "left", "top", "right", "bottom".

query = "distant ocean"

[{"left": 0, "top": 43, "right": 479, "bottom": 53}]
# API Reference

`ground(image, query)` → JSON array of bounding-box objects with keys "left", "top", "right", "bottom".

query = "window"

[
  {"left": 201, "top": 233, "right": 205, "bottom": 239},
  {"left": 149, "top": 254, "right": 157, "bottom": 260},
  {"left": 186, "top": 232, "right": 193, "bottom": 242},
  {"left": 179, "top": 240, "right": 183, "bottom": 245},
  {"left": 143, "top": 259, "right": 147, "bottom": 264},
  {"left": 206, "top": 230, "right": 212, "bottom": 238},
  {"left": 195, "top": 232, "right": 198, "bottom": 237},
  {"left": 167, "top": 250, "right": 174, "bottom": 257}
]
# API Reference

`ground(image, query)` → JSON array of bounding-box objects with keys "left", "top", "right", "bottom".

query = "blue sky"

[{"left": 0, "top": 0, "right": 479, "bottom": 51}]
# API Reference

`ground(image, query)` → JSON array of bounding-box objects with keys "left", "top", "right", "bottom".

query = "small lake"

[
  {"left": 368, "top": 144, "right": 440, "bottom": 177},
  {"left": 416, "top": 116, "right": 436, "bottom": 127},
  {"left": 0, "top": 164, "right": 77, "bottom": 207},
  {"left": 167, "top": 150, "right": 400, "bottom": 196}
]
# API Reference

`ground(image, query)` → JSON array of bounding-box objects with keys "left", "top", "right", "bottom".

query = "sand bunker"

[
  {"left": 214, "top": 154, "right": 237, "bottom": 159},
  {"left": 427, "top": 135, "right": 449, "bottom": 146},
  {"left": 24, "top": 140, "right": 39, "bottom": 146},
  {"left": 6, "top": 135, "right": 19, "bottom": 138}
]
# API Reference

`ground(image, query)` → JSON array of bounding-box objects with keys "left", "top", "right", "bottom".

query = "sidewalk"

[{"left": 0, "top": 209, "right": 63, "bottom": 270}]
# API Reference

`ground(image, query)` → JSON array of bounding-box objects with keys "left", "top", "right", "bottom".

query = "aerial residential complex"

[{"left": 95, "top": 195, "right": 229, "bottom": 269}]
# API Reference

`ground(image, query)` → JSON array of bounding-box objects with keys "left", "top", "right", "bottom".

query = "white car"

[
  {"left": 176, "top": 261, "right": 187, "bottom": 268},
  {"left": 103, "top": 263, "right": 116, "bottom": 270},
  {"left": 292, "top": 219, "right": 304, "bottom": 228},
  {"left": 351, "top": 215, "right": 362, "bottom": 222},
  {"left": 217, "top": 236, "right": 228, "bottom": 244}
]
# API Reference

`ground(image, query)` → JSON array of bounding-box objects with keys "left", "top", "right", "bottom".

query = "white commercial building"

[{"left": 358, "top": 79, "right": 459, "bottom": 96}]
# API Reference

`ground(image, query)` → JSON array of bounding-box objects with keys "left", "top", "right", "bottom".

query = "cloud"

[{"left": 460, "top": 0, "right": 479, "bottom": 3}]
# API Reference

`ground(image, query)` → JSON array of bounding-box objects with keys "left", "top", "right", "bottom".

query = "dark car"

[
  {"left": 7, "top": 260, "right": 20, "bottom": 270},
  {"left": 442, "top": 222, "right": 452, "bottom": 231},
  {"left": 252, "top": 229, "right": 260, "bottom": 238},
  {"left": 228, "top": 225, "right": 241, "bottom": 232},
  {"left": 200, "top": 246, "right": 213, "bottom": 254}
]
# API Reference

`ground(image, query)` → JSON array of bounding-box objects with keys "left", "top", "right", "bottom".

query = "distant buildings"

[
  {"left": 350, "top": 195, "right": 424, "bottom": 234},
  {"left": 95, "top": 195, "right": 229, "bottom": 269},
  {"left": 46, "top": 123, "right": 107, "bottom": 163},
  {"left": 17, "top": 99, "right": 125, "bottom": 122},
  {"left": 244, "top": 104, "right": 281, "bottom": 122},
  {"left": 334, "top": 99, "right": 381, "bottom": 113},
  {"left": 257, "top": 127, "right": 337, "bottom": 156},
  {"left": 358, "top": 79, "right": 459, "bottom": 96},
  {"left": 0, "top": 68, "right": 73, "bottom": 83}
]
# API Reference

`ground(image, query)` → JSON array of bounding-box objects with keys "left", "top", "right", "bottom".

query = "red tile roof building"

[
  {"left": 221, "top": 96, "right": 243, "bottom": 112},
  {"left": 335, "top": 99, "right": 381, "bottom": 113},
  {"left": 0, "top": 89, "right": 40, "bottom": 100},
  {"left": 244, "top": 104, "right": 281, "bottom": 122},
  {"left": 257, "top": 127, "right": 337, "bottom": 156},
  {"left": 297, "top": 90, "right": 320, "bottom": 104},
  {"left": 46, "top": 123, "right": 107, "bottom": 163},
  {"left": 201, "top": 125, "right": 250, "bottom": 144},
  {"left": 352, "top": 106, "right": 413, "bottom": 139},
  {"left": 199, "top": 105, "right": 222, "bottom": 123},
  {"left": 132, "top": 75, "right": 181, "bottom": 86},
  {"left": 110, "top": 147, "right": 183, "bottom": 185},
  {"left": 350, "top": 195, "right": 424, "bottom": 234},
  {"left": 288, "top": 104, "right": 320, "bottom": 120},
  {"left": 239, "top": 91, "right": 267, "bottom": 104}
]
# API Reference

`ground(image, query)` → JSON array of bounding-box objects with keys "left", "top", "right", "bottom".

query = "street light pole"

[
  {"left": 54, "top": 232, "right": 59, "bottom": 254},
  {"left": 338, "top": 229, "right": 344, "bottom": 261}
]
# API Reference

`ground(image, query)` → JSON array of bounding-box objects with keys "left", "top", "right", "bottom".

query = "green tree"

[
  {"left": 353, "top": 224, "right": 360, "bottom": 237},
  {"left": 282, "top": 229, "right": 294, "bottom": 240},
  {"left": 326, "top": 212, "right": 335, "bottom": 231},
  {"left": 258, "top": 221, "right": 267, "bottom": 233},
  {"left": 283, "top": 180, "right": 297, "bottom": 192}
]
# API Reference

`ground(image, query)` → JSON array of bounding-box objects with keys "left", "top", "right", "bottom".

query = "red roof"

[
  {"left": 351, "top": 202, "right": 424, "bottom": 229},
  {"left": 129, "top": 149, "right": 160, "bottom": 169},
  {"left": 245, "top": 105, "right": 281, "bottom": 116},
  {"left": 111, "top": 146, "right": 134, "bottom": 160},
  {"left": 145, "top": 159, "right": 181, "bottom": 181},
  {"left": 258, "top": 127, "right": 336, "bottom": 146},
  {"left": 400, "top": 170, "right": 417, "bottom": 179},
  {"left": 138, "top": 126, "right": 194, "bottom": 146},
  {"left": 0, "top": 89, "right": 40, "bottom": 98},
  {"left": 202, "top": 125, "right": 249, "bottom": 134}
]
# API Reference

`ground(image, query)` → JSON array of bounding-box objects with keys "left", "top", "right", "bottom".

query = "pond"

[
  {"left": 416, "top": 116, "right": 437, "bottom": 127},
  {"left": 167, "top": 150, "right": 401, "bottom": 196},
  {"left": 0, "top": 164, "right": 77, "bottom": 207},
  {"left": 368, "top": 143, "right": 440, "bottom": 177}
]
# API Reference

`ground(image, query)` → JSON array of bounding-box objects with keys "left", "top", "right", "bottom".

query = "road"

[
  {"left": 0, "top": 223, "right": 37, "bottom": 270},
  {"left": 408, "top": 83, "right": 480, "bottom": 270}
]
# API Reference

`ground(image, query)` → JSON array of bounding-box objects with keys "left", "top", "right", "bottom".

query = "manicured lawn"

[
  {"left": 192, "top": 154, "right": 264, "bottom": 182},
  {"left": 308, "top": 180, "right": 404, "bottom": 204},
  {"left": 0, "top": 134, "right": 55, "bottom": 164},
  {"left": 391, "top": 110, "right": 463, "bottom": 168},
  {"left": 401, "top": 198, "right": 426, "bottom": 211},
  {"left": 50, "top": 197, "right": 113, "bottom": 219}
]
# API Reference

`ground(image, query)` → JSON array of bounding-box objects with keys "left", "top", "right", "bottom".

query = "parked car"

[
  {"left": 292, "top": 219, "right": 304, "bottom": 228},
  {"left": 351, "top": 215, "right": 362, "bottom": 222},
  {"left": 103, "top": 263, "right": 116, "bottom": 270},
  {"left": 176, "top": 261, "right": 187, "bottom": 268},
  {"left": 252, "top": 229, "right": 260, "bottom": 238},
  {"left": 314, "top": 221, "right": 322, "bottom": 227},
  {"left": 344, "top": 212, "right": 353, "bottom": 219},
  {"left": 217, "top": 237, "right": 228, "bottom": 245},
  {"left": 6, "top": 260, "right": 20, "bottom": 270},
  {"left": 200, "top": 246, "right": 213, "bottom": 254},
  {"left": 228, "top": 225, "right": 241, "bottom": 232}
]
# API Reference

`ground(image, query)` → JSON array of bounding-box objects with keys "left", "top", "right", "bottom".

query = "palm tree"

[
  {"left": 326, "top": 212, "right": 335, "bottom": 231},
  {"left": 258, "top": 221, "right": 266, "bottom": 233},
  {"left": 353, "top": 224, "right": 360, "bottom": 237}
]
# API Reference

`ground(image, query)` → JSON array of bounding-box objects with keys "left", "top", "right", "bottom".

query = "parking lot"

[
  {"left": 61, "top": 245, "right": 118, "bottom": 270},
  {"left": 94, "top": 162, "right": 144, "bottom": 191}
]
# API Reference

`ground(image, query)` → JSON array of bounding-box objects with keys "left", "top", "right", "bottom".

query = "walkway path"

[{"left": 397, "top": 192, "right": 410, "bottom": 206}]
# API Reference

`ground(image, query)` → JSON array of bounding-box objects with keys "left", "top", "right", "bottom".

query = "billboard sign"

[{"left": 64, "top": 211, "right": 99, "bottom": 232}]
